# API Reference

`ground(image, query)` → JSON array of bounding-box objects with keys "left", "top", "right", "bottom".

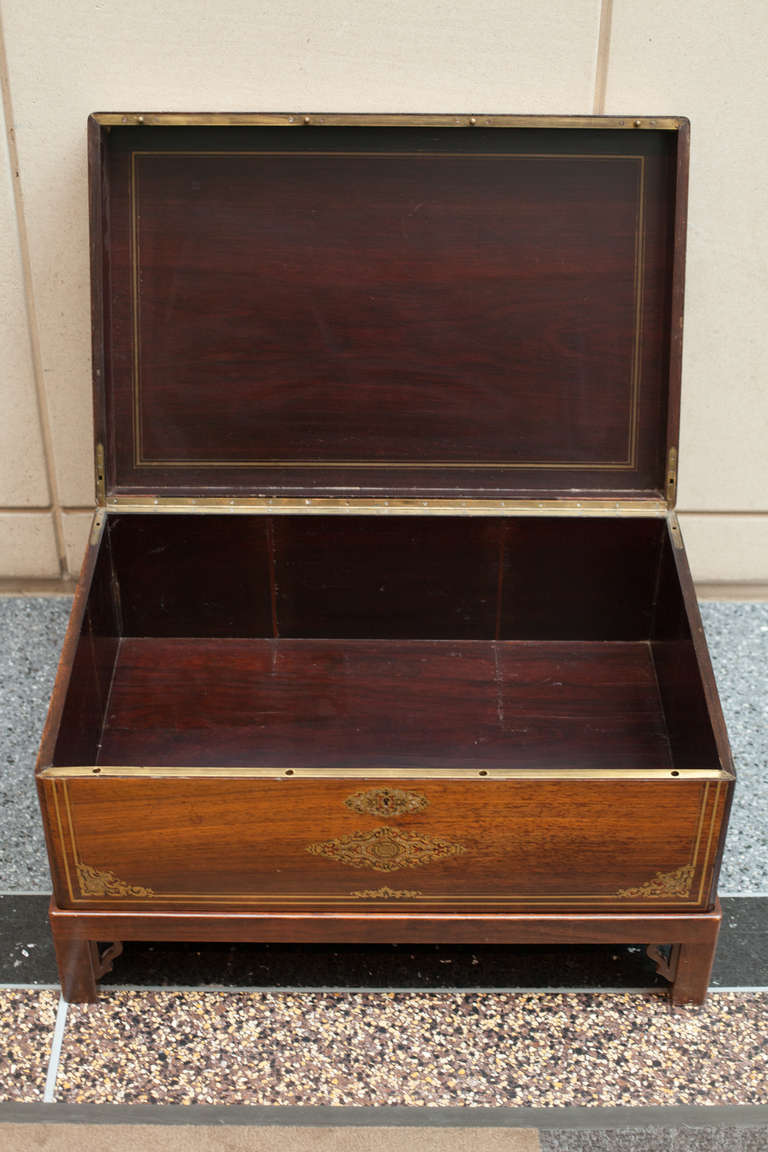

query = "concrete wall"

[{"left": 0, "top": 0, "right": 766, "bottom": 588}]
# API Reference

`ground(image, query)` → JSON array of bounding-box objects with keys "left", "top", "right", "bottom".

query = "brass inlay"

[
  {"left": 350, "top": 887, "right": 423, "bottom": 899},
  {"left": 76, "top": 862, "right": 155, "bottom": 898},
  {"left": 306, "top": 826, "right": 467, "bottom": 873},
  {"left": 345, "top": 787, "right": 427, "bottom": 818},
  {"left": 51, "top": 778, "right": 724, "bottom": 906},
  {"left": 616, "top": 864, "right": 694, "bottom": 899},
  {"left": 696, "top": 781, "right": 722, "bottom": 905},
  {"left": 130, "top": 151, "right": 645, "bottom": 474}
]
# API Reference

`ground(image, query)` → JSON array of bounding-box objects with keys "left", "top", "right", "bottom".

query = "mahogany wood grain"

[
  {"left": 51, "top": 932, "right": 101, "bottom": 1005},
  {"left": 93, "top": 123, "right": 681, "bottom": 501},
  {"left": 665, "top": 119, "right": 689, "bottom": 481},
  {"left": 51, "top": 527, "right": 120, "bottom": 766},
  {"left": 96, "top": 637, "right": 673, "bottom": 771},
  {"left": 49, "top": 899, "right": 722, "bottom": 1006},
  {"left": 657, "top": 520, "right": 736, "bottom": 902},
  {"left": 671, "top": 908, "right": 721, "bottom": 1006},
  {"left": 44, "top": 773, "right": 724, "bottom": 914},
  {"left": 108, "top": 513, "right": 274, "bottom": 638},
  {"left": 102, "top": 513, "right": 666, "bottom": 642},
  {"left": 654, "top": 527, "right": 732, "bottom": 792}
]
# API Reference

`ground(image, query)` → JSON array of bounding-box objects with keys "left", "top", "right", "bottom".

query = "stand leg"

[
  {"left": 670, "top": 909, "right": 721, "bottom": 1007},
  {"left": 52, "top": 933, "right": 99, "bottom": 1003},
  {"left": 671, "top": 936, "right": 719, "bottom": 1007}
]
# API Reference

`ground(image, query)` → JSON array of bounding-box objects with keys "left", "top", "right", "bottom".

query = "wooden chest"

[{"left": 37, "top": 113, "right": 734, "bottom": 1004}]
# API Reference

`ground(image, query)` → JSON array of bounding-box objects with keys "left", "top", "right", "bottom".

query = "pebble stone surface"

[
  {"left": 0, "top": 597, "right": 765, "bottom": 894},
  {"left": 0, "top": 597, "right": 71, "bottom": 890},
  {"left": 540, "top": 1131, "right": 768, "bottom": 1152},
  {"left": 56, "top": 990, "right": 768, "bottom": 1106},
  {"left": 0, "top": 988, "right": 58, "bottom": 1102},
  {"left": 699, "top": 602, "right": 768, "bottom": 892}
]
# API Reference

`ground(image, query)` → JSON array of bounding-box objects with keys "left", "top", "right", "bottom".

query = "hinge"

[
  {"left": 95, "top": 443, "right": 106, "bottom": 505},
  {"left": 666, "top": 446, "right": 677, "bottom": 506}
]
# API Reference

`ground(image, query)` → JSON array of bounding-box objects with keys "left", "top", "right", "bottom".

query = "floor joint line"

[{"left": 43, "top": 994, "right": 67, "bottom": 1104}]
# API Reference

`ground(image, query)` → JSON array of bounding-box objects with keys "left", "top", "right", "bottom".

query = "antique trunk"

[{"left": 36, "top": 113, "right": 734, "bottom": 1004}]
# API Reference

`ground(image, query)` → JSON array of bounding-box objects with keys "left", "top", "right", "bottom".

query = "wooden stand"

[{"left": 50, "top": 900, "right": 721, "bottom": 1007}]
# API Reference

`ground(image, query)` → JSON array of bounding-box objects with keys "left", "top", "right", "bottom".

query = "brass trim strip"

[
  {"left": 41, "top": 765, "right": 733, "bottom": 781},
  {"left": 89, "top": 509, "right": 105, "bottom": 546},
  {"left": 103, "top": 496, "right": 669, "bottom": 516},
  {"left": 669, "top": 512, "right": 685, "bottom": 548},
  {"left": 94, "top": 113, "right": 685, "bottom": 130},
  {"left": 129, "top": 150, "right": 644, "bottom": 474},
  {"left": 95, "top": 443, "right": 106, "bottom": 505}
]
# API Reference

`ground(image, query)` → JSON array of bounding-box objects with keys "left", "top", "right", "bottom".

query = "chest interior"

[{"left": 51, "top": 510, "right": 718, "bottom": 779}]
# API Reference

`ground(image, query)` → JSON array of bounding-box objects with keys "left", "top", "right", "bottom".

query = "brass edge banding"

[
  {"left": 94, "top": 113, "right": 684, "bottom": 130},
  {"left": 104, "top": 497, "right": 670, "bottom": 516},
  {"left": 40, "top": 766, "right": 733, "bottom": 781},
  {"left": 89, "top": 510, "right": 105, "bottom": 546}
]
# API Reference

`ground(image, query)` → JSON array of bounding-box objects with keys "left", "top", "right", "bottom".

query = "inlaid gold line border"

[
  {"left": 51, "top": 780, "right": 75, "bottom": 904},
  {"left": 696, "top": 780, "right": 722, "bottom": 905},
  {"left": 57, "top": 777, "right": 721, "bottom": 908},
  {"left": 129, "top": 150, "right": 644, "bottom": 473},
  {"left": 688, "top": 781, "right": 709, "bottom": 881}
]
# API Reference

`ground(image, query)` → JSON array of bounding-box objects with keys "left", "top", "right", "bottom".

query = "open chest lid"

[{"left": 90, "top": 113, "right": 688, "bottom": 512}]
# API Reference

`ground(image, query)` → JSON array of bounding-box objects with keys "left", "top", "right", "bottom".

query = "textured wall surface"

[{"left": 0, "top": 0, "right": 765, "bottom": 585}]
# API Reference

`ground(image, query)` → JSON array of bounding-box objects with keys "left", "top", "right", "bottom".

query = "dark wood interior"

[
  {"left": 94, "top": 123, "right": 681, "bottom": 501},
  {"left": 52, "top": 513, "right": 721, "bottom": 776}
]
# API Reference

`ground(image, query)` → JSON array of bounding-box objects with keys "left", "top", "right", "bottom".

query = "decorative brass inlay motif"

[
  {"left": 350, "top": 887, "right": 423, "bottom": 899},
  {"left": 76, "top": 863, "right": 155, "bottom": 898},
  {"left": 307, "top": 827, "right": 467, "bottom": 873},
  {"left": 617, "top": 864, "right": 694, "bottom": 899},
  {"left": 345, "top": 787, "right": 428, "bottom": 819}
]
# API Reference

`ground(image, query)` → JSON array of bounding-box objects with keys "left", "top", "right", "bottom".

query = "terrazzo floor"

[
  {"left": 54, "top": 990, "right": 768, "bottom": 1108},
  {"left": 0, "top": 989, "right": 57, "bottom": 1102},
  {"left": 0, "top": 596, "right": 766, "bottom": 1141}
]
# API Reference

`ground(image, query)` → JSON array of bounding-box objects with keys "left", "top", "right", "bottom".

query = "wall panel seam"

[
  {"left": 593, "top": 0, "right": 614, "bottom": 114},
  {"left": 0, "top": 6, "right": 67, "bottom": 577}
]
